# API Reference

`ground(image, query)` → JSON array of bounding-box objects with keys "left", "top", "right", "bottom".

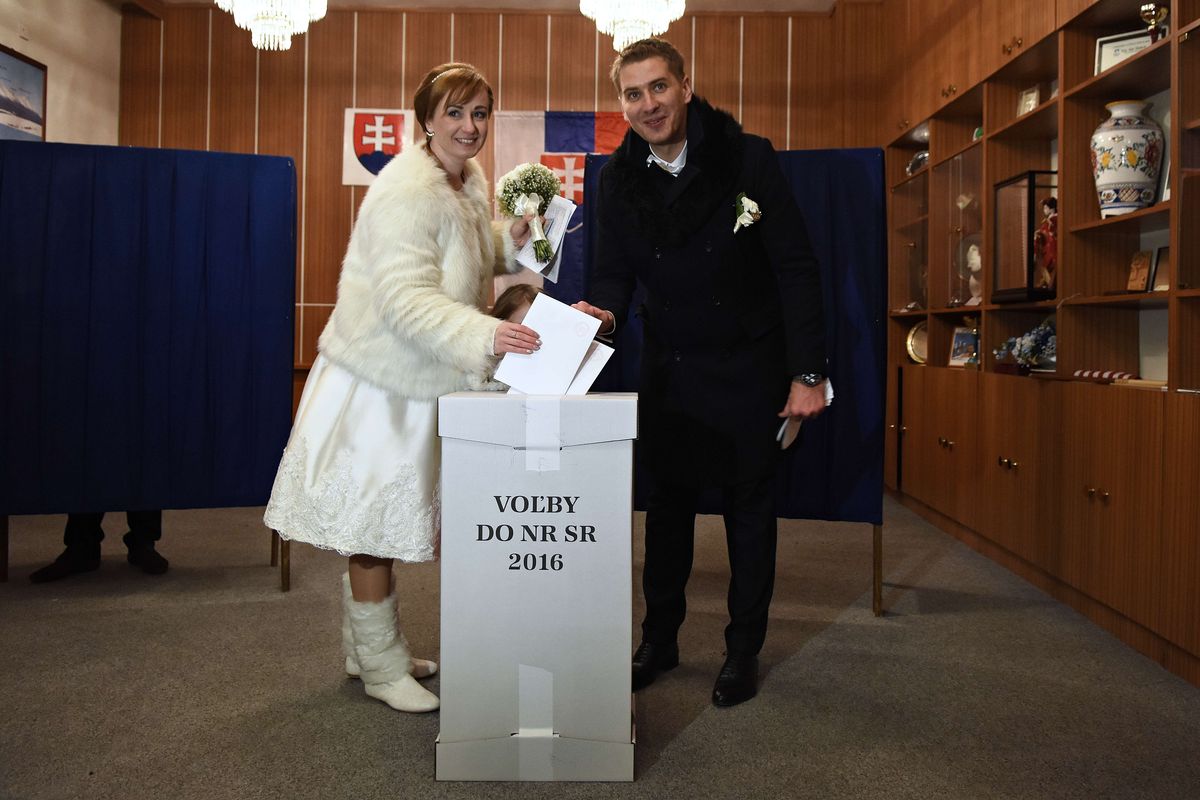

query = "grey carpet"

[{"left": 2, "top": 497, "right": 1198, "bottom": 800}]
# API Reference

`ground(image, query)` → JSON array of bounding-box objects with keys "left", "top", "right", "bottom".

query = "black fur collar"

[{"left": 607, "top": 97, "right": 745, "bottom": 247}]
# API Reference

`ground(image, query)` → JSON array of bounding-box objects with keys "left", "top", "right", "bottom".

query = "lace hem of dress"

[{"left": 263, "top": 436, "right": 440, "bottom": 563}]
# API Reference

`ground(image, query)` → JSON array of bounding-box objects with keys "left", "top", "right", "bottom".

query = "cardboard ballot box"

[{"left": 436, "top": 392, "right": 638, "bottom": 782}]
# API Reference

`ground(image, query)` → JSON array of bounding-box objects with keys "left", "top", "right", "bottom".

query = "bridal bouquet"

[{"left": 497, "top": 163, "right": 560, "bottom": 263}]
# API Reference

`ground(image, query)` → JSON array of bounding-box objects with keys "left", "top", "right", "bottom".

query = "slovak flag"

[
  {"left": 342, "top": 108, "right": 411, "bottom": 186},
  {"left": 492, "top": 111, "right": 628, "bottom": 205}
]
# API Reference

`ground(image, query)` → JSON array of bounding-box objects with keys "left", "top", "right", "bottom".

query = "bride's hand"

[
  {"left": 510, "top": 216, "right": 544, "bottom": 249},
  {"left": 493, "top": 321, "right": 541, "bottom": 355}
]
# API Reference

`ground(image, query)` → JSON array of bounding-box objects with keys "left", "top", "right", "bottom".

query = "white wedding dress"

[{"left": 264, "top": 354, "right": 439, "bottom": 562}]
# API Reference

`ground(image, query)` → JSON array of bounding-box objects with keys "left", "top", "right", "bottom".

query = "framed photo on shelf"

[
  {"left": 1094, "top": 30, "right": 1153, "bottom": 74},
  {"left": 1159, "top": 145, "right": 1171, "bottom": 202},
  {"left": 1150, "top": 246, "right": 1171, "bottom": 292},
  {"left": 1127, "top": 250, "right": 1152, "bottom": 292},
  {"left": 0, "top": 43, "right": 46, "bottom": 141},
  {"left": 1017, "top": 86, "right": 1040, "bottom": 116},
  {"left": 948, "top": 326, "right": 979, "bottom": 367}
]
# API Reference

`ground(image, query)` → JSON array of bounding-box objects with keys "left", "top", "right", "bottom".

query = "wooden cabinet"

[
  {"left": 1158, "top": 393, "right": 1200, "bottom": 654},
  {"left": 1059, "top": 384, "right": 1163, "bottom": 629},
  {"left": 976, "top": 374, "right": 1060, "bottom": 569},
  {"left": 980, "top": 0, "right": 1056, "bottom": 78},
  {"left": 1055, "top": 0, "right": 1095, "bottom": 27},
  {"left": 899, "top": 366, "right": 978, "bottom": 528}
]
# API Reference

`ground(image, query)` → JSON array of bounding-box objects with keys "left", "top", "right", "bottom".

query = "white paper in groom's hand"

[
  {"left": 565, "top": 341, "right": 614, "bottom": 395},
  {"left": 494, "top": 293, "right": 601, "bottom": 395}
]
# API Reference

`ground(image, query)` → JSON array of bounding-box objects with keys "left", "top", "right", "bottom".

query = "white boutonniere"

[{"left": 733, "top": 193, "right": 762, "bottom": 233}]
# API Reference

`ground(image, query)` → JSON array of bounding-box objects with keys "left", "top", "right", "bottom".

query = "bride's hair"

[{"left": 414, "top": 63, "right": 494, "bottom": 133}]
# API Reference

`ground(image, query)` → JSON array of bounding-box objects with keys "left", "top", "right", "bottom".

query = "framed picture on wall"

[{"left": 0, "top": 44, "right": 46, "bottom": 141}]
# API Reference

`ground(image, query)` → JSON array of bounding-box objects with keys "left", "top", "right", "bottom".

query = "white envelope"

[
  {"left": 494, "top": 293, "right": 601, "bottom": 395},
  {"left": 565, "top": 341, "right": 614, "bottom": 395}
]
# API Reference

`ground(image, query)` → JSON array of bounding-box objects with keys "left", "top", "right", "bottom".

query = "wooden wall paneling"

[
  {"left": 258, "top": 34, "right": 306, "bottom": 366},
  {"left": 300, "top": 305, "right": 333, "bottom": 377},
  {"left": 452, "top": 12, "right": 500, "bottom": 183},
  {"left": 303, "top": 11, "right": 355, "bottom": 321},
  {"left": 119, "top": 8, "right": 161, "bottom": 147},
  {"left": 739, "top": 16, "right": 789, "bottom": 148},
  {"left": 548, "top": 14, "right": 596, "bottom": 111},
  {"left": 209, "top": 10, "right": 256, "bottom": 154},
  {"left": 789, "top": 14, "right": 842, "bottom": 149},
  {"left": 1055, "top": 0, "right": 1096, "bottom": 27},
  {"left": 1160, "top": 392, "right": 1200, "bottom": 654},
  {"left": 405, "top": 12, "right": 453, "bottom": 108},
  {"left": 160, "top": 6, "right": 209, "bottom": 150},
  {"left": 498, "top": 14, "right": 548, "bottom": 110},
  {"left": 692, "top": 16, "right": 741, "bottom": 118},
  {"left": 840, "top": 2, "right": 888, "bottom": 148},
  {"left": 355, "top": 12, "right": 406, "bottom": 110}
]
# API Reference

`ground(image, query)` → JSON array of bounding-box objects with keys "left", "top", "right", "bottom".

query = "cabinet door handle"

[
  {"left": 946, "top": 440, "right": 955, "bottom": 449},
  {"left": 948, "top": 85, "right": 957, "bottom": 94},
  {"left": 1002, "top": 42, "right": 1012, "bottom": 55},
  {"left": 1014, "top": 36, "right": 1023, "bottom": 48},
  {"left": 888, "top": 423, "right": 896, "bottom": 430},
  {"left": 1086, "top": 486, "right": 1096, "bottom": 499},
  {"left": 906, "top": 241, "right": 916, "bottom": 248},
  {"left": 998, "top": 456, "right": 1009, "bottom": 468},
  {"left": 1009, "top": 461, "right": 1019, "bottom": 470},
  {"left": 937, "top": 436, "right": 946, "bottom": 447},
  {"left": 900, "top": 425, "right": 908, "bottom": 434},
  {"left": 1100, "top": 491, "right": 1110, "bottom": 503}
]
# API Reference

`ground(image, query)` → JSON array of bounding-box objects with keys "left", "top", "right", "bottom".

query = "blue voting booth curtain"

[
  {"left": 0, "top": 142, "right": 295, "bottom": 515},
  {"left": 547, "top": 148, "right": 886, "bottom": 525}
]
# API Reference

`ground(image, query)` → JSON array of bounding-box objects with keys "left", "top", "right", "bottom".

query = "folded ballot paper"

[
  {"left": 516, "top": 194, "right": 576, "bottom": 284},
  {"left": 494, "top": 293, "right": 612, "bottom": 396}
]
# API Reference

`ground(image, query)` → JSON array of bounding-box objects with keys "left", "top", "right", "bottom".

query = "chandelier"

[
  {"left": 214, "top": 0, "right": 327, "bottom": 51},
  {"left": 580, "top": 1, "right": 686, "bottom": 52}
]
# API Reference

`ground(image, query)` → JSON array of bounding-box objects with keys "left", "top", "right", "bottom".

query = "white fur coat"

[{"left": 318, "top": 146, "right": 522, "bottom": 399}]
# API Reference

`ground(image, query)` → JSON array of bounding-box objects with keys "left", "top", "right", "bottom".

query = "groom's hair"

[
  {"left": 414, "top": 62, "right": 495, "bottom": 130},
  {"left": 610, "top": 38, "right": 686, "bottom": 94}
]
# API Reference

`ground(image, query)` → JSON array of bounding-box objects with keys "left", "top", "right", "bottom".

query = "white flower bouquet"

[{"left": 497, "top": 163, "right": 561, "bottom": 263}]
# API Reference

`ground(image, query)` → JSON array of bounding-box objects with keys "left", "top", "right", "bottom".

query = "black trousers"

[
  {"left": 64, "top": 510, "right": 162, "bottom": 552},
  {"left": 641, "top": 475, "right": 778, "bottom": 656}
]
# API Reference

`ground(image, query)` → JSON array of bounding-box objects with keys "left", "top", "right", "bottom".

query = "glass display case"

[
  {"left": 891, "top": 171, "right": 928, "bottom": 311},
  {"left": 992, "top": 170, "right": 1058, "bottom": 304},
  {"left": 938, "top": 147, "right": 983, "bottom": 308}
]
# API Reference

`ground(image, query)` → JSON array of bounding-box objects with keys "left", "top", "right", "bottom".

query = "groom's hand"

[{"left": 572, "top": 301, "right": 615, "bottom": 335}]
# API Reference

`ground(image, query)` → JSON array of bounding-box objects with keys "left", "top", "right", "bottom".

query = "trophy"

[{"left": 1140, "top": 3, "right": 1169, "bottom": 43}]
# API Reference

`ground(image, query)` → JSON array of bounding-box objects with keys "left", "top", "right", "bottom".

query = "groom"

[{"left": 574, "top": 38, "right": 828, "bottom": 707}]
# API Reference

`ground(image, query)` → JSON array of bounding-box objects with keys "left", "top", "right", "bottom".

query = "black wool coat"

[{"left": 590, "top": 97, "right": 827, "bottom": 485}]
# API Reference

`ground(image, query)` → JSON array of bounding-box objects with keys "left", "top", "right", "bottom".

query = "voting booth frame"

[{"left": 436, "top": 392, "right": 638, "bottom": 782}]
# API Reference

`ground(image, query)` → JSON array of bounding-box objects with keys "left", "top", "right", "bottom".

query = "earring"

[{"left": 425, "top": 128, "right": 434, "bottom": 137}]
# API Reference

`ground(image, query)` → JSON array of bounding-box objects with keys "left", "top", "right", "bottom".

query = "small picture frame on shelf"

[
  {"left": 1017, "top": 86, "right": 1040, "bottom": 116},
  {"left": 1150, "top": 246, "right": 1171, "bottom": 292},
  {"left": 1094, "top": 30, "right": 1153, "bottom": 74},
  {"left": 948, "top": 326, "right": 979, "bottom": 367},
  {"left": 1127, "top": 250, "right": 1152, "bottom": 292},
  {"left": 1159, "top": 146, "right": 1171, "bottom": 202}
]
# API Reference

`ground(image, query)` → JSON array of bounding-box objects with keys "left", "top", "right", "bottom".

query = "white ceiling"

[{"left": 171, "top": 1, "right": 837, "bottom": 12}]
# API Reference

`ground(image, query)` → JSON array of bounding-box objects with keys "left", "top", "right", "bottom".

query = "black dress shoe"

[
  {"left": 29, "top": 549, "right": 101, "bottom": 583},
  {"left": 712, "top": 654, "right": 758, "bottom": 707},
  {"left": 123, "top": 532, "right": 169, "bottom": 575},
  {"left": 632, "top": 641, "right": 679, "bottom": 691}
]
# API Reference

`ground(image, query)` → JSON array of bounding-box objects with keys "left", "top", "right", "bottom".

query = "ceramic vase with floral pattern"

[{"left": 1089, "top": 100, "right": 1164, "bottom": 216}]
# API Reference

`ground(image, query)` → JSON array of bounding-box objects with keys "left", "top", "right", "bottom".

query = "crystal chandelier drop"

[
  {"left": 580, "top": 1, "right": 686, "bottom": 52},
  {"left": 214, "top": 0, "right": 328, "bottom": 51}
]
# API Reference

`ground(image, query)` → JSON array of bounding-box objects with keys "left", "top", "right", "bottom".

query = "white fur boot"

[
  {"left": 341, "top": 573, "right": 436, "bottom": 679},
  {"left": 346, "top": 592, "right": 439, "bottom": 712}
]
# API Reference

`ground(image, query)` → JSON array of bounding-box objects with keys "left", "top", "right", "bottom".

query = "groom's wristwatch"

[{"left": 794, "top": 373, "right": 825, "bottom": 387}]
